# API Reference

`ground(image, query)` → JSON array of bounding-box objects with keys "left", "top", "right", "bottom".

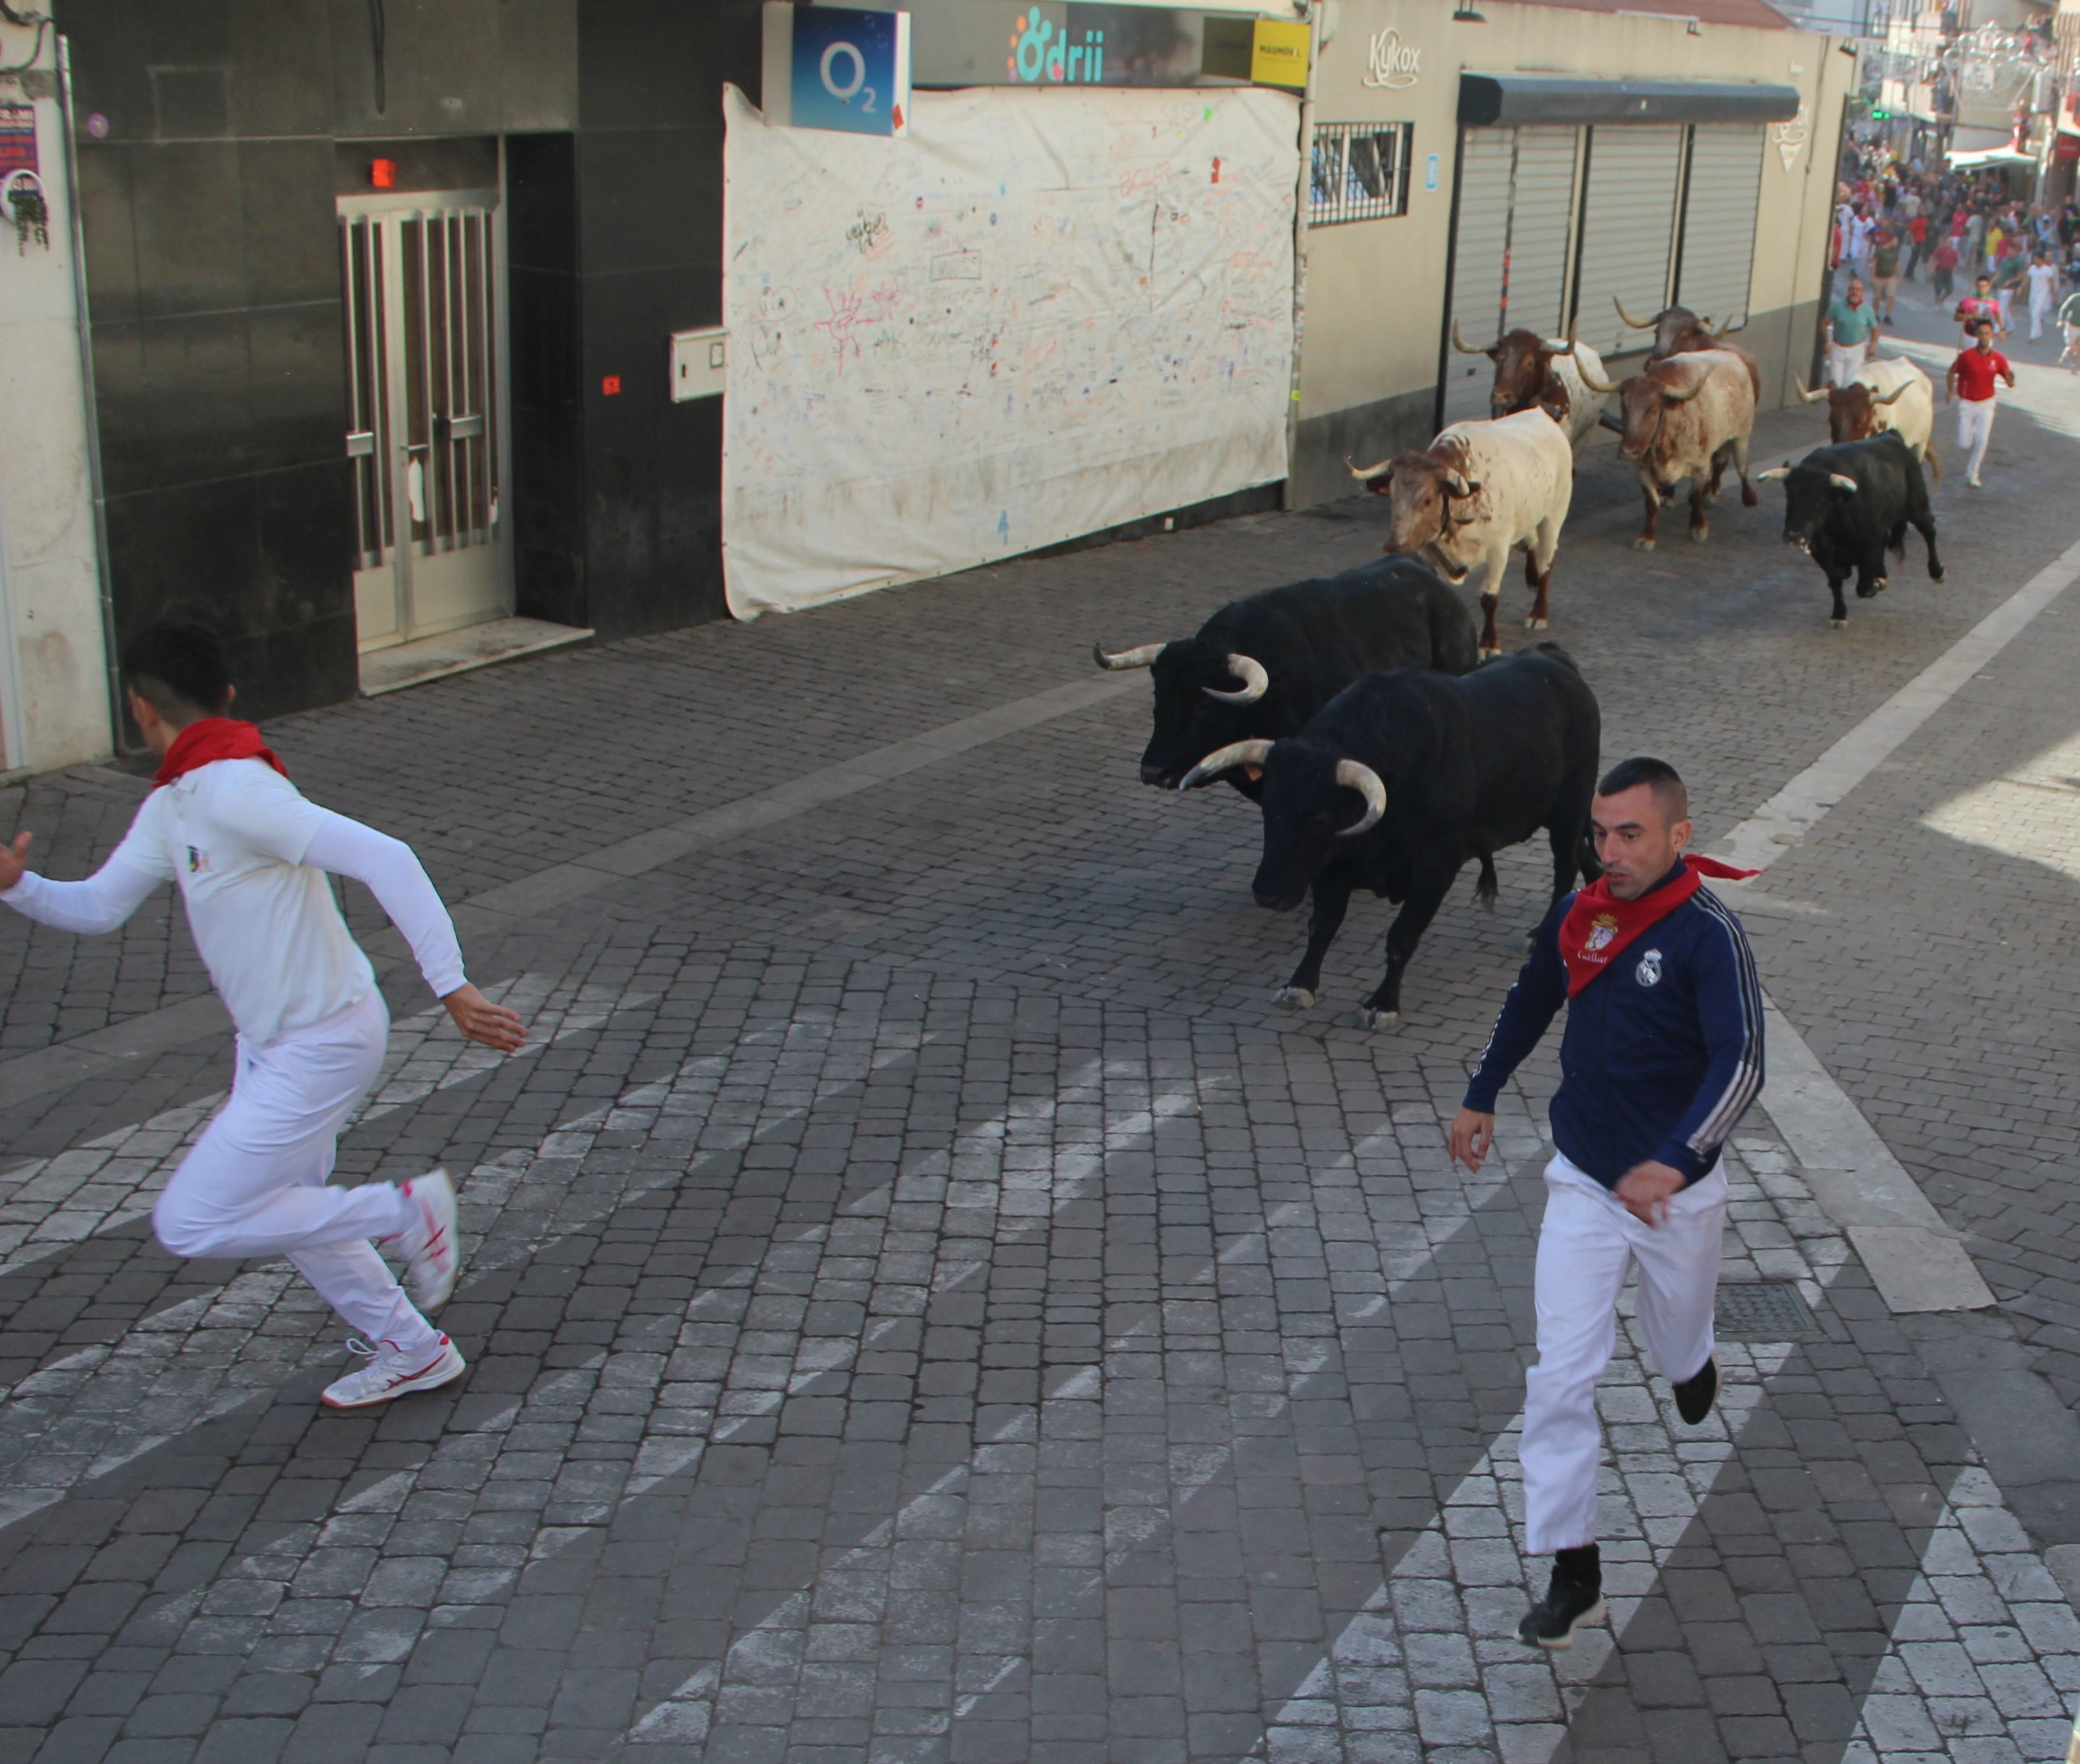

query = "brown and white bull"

[
  {"left": 1614, "top": 297, "right": 1762, "bottom": 401},
  {"left": 1793, "top": 356, "right": 1940, "bottom": 484},
  {"left": 1579, "top": 348, "right": 1758, "bottom": 551},
  {"left": 1450, "top": 322, "right": 1612, "bottom": 457},
  {"left": 1344, "top": 408, "right": 1574, "bottom": 659}
]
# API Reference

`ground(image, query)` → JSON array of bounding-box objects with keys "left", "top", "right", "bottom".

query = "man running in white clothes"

[
  {"left": 1449, "top": 758, "right": 1763, "bottom": 1650},
  {"left": 0, "top": 621, "right": 525, "bottom": 1408}
]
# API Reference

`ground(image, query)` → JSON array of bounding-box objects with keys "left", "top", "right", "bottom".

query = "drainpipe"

[
  {"left": 1281, "top": 0, "right": 1325, "bottom": 509},
  {"left": 57, "top": 34, "right": 121, "bottom": 759}
]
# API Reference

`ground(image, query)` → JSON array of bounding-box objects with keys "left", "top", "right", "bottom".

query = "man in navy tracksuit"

[{"left": 1449, "top": 757, "right": 1764, "bottom": 1648}]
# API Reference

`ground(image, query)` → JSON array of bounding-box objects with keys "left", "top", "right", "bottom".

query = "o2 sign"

[{"left": 762, "top": 3, "right": 912, "bottom": 138}]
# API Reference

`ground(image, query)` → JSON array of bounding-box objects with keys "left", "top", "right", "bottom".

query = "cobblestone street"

[{"left": 3, "top": 278, "right": 2080, "bottom": 1764}]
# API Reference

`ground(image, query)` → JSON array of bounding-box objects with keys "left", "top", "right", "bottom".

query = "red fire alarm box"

[
  {"left": 370, "top": 158, "right": 398, "bottom": 189},
  {"left": 602, "top": 375, "right": 623, "bottom": 396}
]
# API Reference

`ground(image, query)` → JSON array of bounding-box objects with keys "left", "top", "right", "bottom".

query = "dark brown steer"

[
  {"left": 1580, "top": 350, "right": 1758, "bottom": 550},
  {"left": 1614, "top": 297, "right": 1763, "bottom": 401}
]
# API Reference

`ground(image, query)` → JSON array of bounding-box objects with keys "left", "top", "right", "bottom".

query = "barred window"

[{"left": 1311, "top": 123, "right": 1412, "bottom": 226}]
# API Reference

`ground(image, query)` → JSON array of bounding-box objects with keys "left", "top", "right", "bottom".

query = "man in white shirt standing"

[
  {"left": 2027, "top": 251, "right": 2060, "bottom": 341},
  {"left": 0, "top": 621, "right": 526, "bottom": 1408}
]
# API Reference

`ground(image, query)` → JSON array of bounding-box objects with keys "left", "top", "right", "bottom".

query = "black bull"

[
  {"left": 1184, "top": 645, "right": 1602, "bottom": 1029},
  {"left": 1759, "top": 432, "right": 1943, "bottom": 627},
  {"left": 1095, "top": 558, "right": 1480, "bottom": 793}
]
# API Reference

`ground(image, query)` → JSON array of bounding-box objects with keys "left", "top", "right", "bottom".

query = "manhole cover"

[{"left": 1715, "top": 1281, "right": 1821, "bottom": 1341}]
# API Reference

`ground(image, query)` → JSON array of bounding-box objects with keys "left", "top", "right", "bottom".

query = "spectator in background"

[
  {"left": 1826, "top": 279, "right": 1877, "bottom": 386},
  {"left": 2058, "top": 281, "right": 2080, "bottom": 372},
  {"left": 1906, "top": 209, "right": 1929, "bottom": 281},
  {"left": 2028, "top": 250, "right": 2060, "bottom": 341},
  {"left": 1993, "top": 244, "right": 2027, "bottom": 333},
  {"left": 1931, "top": 234, "right": 1960, "bottom": 304},
  {"left": 1870, "top": 227, "right": 1902, "bottom": 325},
  {"left": 1956, "top": 271, "right": 2005, "bottom": 340}
]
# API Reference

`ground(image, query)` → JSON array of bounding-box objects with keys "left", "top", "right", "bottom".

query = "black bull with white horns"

[
  {"left": 1757, "top": 433, "right": 1943, "bottom": 628},
  {"left": 1093, "top": 557, "right": 1480, "bottom": 793},
  {"left": 1180, "top": 645, "right": 1602, "bottom": 1030}
]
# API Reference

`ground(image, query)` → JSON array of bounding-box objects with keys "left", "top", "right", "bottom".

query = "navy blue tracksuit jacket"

[{"left": 1462, "top": 865, "right": 1765, "bottom": 1190}]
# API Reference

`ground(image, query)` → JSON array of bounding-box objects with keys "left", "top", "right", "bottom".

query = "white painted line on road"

[
  {"left": 1760, "top": 1002, "right": 1994, "bottom": 1313},
  {"left": 1719, "top": 533, "right": 2080, "bottom": 875}
]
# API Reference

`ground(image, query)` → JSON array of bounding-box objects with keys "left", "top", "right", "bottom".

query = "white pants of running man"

[
  {"left": 151, "top": 990, "right": 437, "bottom": 1354},
  {"left": 1827, "top": 340, "right": 1867, "bottom": 387},
  {"left": 1956, "top": 397, "right": 1996, "bottom": 481},
  {"left": 2030, "top": 296, "right": 2053, "bottom": 341},
  {"left": 1521, "top": 1152, "right": 1728, "bottom": 1556}
]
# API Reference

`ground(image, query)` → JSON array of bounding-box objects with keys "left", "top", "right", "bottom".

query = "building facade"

[{"left": 2, "top": 0, "right": 1854, "bottom": 751}]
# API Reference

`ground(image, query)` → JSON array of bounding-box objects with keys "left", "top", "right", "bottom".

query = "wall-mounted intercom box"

[{"left": 670, "top": 327, "right": 728, "bottom": 402}]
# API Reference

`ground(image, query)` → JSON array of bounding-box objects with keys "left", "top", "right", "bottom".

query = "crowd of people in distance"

[{"left": 1823, "top": 144, "right": 2066, "bottom": 488}]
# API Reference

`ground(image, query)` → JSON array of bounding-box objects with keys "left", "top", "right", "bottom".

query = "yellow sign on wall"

[{"left": 1250, "top": 18, "right": 1310, "bottom": 91}]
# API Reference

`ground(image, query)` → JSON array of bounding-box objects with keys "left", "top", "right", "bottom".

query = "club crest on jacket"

[
  {"left": 1636, "top": 948, "right": 1663, "bottom": 987},
  {"left": 1583, "top": 913, "right": 1619, "bottom": 955}
]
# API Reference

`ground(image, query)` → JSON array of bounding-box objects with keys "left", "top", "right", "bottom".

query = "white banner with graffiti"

[{"left": 720, "top": 83, "right": 1299, "bottom": 619}]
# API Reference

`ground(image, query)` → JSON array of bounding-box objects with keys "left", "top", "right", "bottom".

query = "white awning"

[{"left": 1945, "top": 145, "right": 2037, "bottom": 168}]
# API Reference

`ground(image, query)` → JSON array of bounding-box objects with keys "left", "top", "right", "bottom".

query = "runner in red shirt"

[{"left": 1946, "top": 320, "right": 2015, "bottom": 489}]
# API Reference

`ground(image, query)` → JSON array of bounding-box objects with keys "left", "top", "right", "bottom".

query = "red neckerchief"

[
  {"left": 1558, "top": 855, "right": 1759, "bottom": 999},
  {"left": 152, "top": 718, "right": 288, "bottom": 789}
]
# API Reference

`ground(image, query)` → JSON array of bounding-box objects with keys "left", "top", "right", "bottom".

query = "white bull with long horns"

[
  {"left": 1793, "top": 354, "right": 1938, "bottom": 478},
  {"left": 1344, "top": 408, "right": 1574, "bottom": 660}
]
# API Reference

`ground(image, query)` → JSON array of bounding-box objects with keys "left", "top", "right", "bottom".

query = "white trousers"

[
  {"left": 151, "top": 990, "right": 435, "bottom": 1352},
  {"left": 1522, "top": 1153, "right": 1728, "bottom": 1556},
  {"left": 1827, "top": 340, "right": 1867, "bottom": 387},
  {"left": 2030, "top": 295, "right": 2053, "bottom": 340},
  {"left": 1955, "top": 397, "right": 1996, "bottom": 480}
]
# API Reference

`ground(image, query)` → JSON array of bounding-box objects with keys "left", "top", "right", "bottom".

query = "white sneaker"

[
  {"left": 384, "top": 1169, "right": 461, "bottom": 1310},
  {"left": 1968, "top": 475, "right": 1983, "bottom": 489},
  {"left": 320, "top": 1335, "right": 466, "bottom": 1409}
]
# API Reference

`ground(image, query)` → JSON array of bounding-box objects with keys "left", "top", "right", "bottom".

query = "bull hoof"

[
  {"left": 1689, "top": 525, "right": 1710, "bottom": 543},
  {"left": 1858, "top": 578, "right": 1887, "bottom": 600},
  {"left": 1931, "top": 567, "right": 1946, "bottom": 582},
  {"left": 1741, "top": 487, "right": 1759, "bottom": 508},
  {"left": 1523, "top": 616, "right": 1548, "bottom": 630},
  {"left": 1830, "top": 617, "right": 1848, "bottom": 629},
  {"left": 1274, "top": 987, "right": 1315, "bottom": 1011},
  {"left": 1358, "top": 1008, "right": 1402, "bottom": 1032},
  {"left": 1633, "top": 537, "right": 1657, "bottom": 552},
  {"left": 1477, "top": 645, "right": 1501, "bottom": 661}
]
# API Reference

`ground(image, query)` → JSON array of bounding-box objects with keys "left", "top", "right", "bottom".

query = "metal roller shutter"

[
  {"left": 1675, "top": 123, "right": 1765, "bottom": 331},
  {"left": 1574, "top": 124, "right": 1685, "bottom": 359},
  {"left": 1443, "top": 130, "right": 1515, "bottom": 424},
  {"left": 1504, "top": 126, "right": 1579, "bottom": 342}
]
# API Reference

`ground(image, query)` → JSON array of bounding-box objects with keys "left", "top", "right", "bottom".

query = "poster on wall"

[{"left": 720, "top": 82, "right": 1299, "bottom": 619}]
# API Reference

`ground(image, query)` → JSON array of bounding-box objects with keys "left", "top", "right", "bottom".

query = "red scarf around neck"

[
  {"left": 153, "top": 718, "right": 288, "bottom": 789},
  {"left": 1557, "top": 854, "right": 1759, "bottom": 998}
]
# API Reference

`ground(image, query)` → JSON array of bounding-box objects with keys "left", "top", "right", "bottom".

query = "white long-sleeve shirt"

[{"left": 2, "top": 757, "right": 466, "bottom": 1047}]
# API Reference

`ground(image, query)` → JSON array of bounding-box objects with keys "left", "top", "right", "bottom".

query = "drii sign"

[
  {"left": 1008, "top": 6, "right": 1107, "bottom": 83},
  {"left": 761, "top": 2, "right": 914, "bottom": 136}
]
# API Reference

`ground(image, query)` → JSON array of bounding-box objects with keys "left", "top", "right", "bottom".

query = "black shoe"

[
  {"left": 1518, "top": 1563, "right": 1605, "bottom": 1650},
  {"left": 1673, "top": 1355, "right": 1719, "bottom": 1425}
]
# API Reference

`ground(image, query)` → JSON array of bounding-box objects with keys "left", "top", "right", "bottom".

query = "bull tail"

[
  {"left": 1475, "top": 855, "right": 1499, "bottom": 908},
  {"left": 1922, "top": 436, "right": 1943, "bottom": 488}
]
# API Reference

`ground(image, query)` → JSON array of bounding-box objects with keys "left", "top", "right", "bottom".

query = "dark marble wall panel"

[{"left": 507, "top": 132, "right": 585, "bottom": 631}]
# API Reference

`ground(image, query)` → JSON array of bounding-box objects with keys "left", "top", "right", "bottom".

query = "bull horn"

[
  {"left": 1793, "top": 374, "right": 1829, "bottom": 405},
  {"left": 1577, "top": 363, "right": 1624, "bottom": 395},
  {"left": 1092, "top": 641, "right": 1165, "bottom": 670},
  {"left": 1539, "top": 320, "right": 1579, "bottom": 356},
  {"left": 1443, "top": 473, "right": 1483, "bottom": 500},
  {"left": 1614, "top": 295, "right": 1658, "bottom": 330},
  {"left": 1828, "top": 473, "right": 1858, "bottom": 494},
  {"left": 1334, "top": 759, "right": 1388, "bottom": 837},
  {"left": 1178, "top": 739, "right": 1274, "bottom": 791},
  {"left": 1755, "top": 466, "right": 1792, "bottom": 482},
  {"left": 1204, "top": 653, "right": 1269, "bottom": 705},
  {"left": 1661, "top": 372, "right": 1706, "bottom": 405},
  {"left": 1345, "top": 455, "right": 1393, "bottom": 483},
  {"left": 1452, "top": 320, "right": 1496, "bottom": 356},
  {"left": 1696, "top": 314, "right": 1720, "bottom": 336},
  {"left": 1872, "top": 381, "right": 1912, "bottom": 405},
  {"left": 1714, "top": 316, "right": 1748, "bottom": 337}
]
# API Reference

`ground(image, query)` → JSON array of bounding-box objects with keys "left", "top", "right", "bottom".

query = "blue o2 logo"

[
  {"left": 821, "top": 39, "right": 874, "bottom": 112},
  {"left": 788, "top": 4, "right": 905, "bottom": 136}
]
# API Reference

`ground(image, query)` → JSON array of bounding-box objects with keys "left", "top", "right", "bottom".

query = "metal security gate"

[
  {"left": 1574, "top": 125, "right": 1687, "bottom": 360},
  {"left": 1441, "top": 126, "right": 1582, "bottom": 426},
  {"left": 1674, "top": 124, "right": 1766, "bottom": 331},
  {"left": 339, "top": 189, "right": 510, "bottom": 654}
]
